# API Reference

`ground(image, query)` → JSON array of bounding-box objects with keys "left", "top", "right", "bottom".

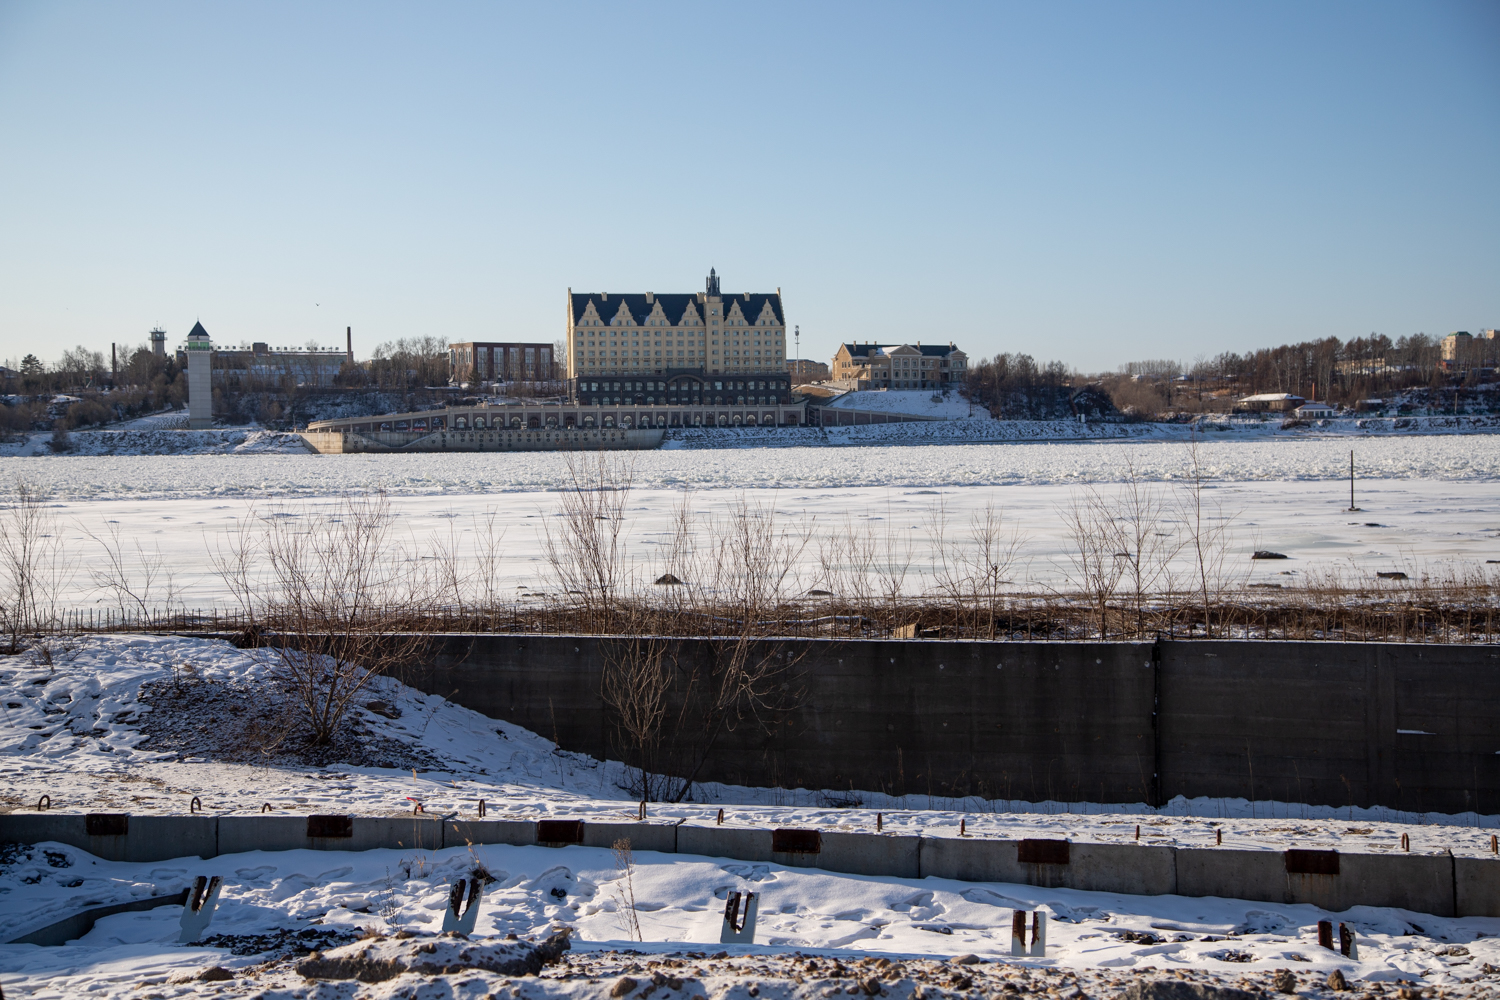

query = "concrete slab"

[
  {"left": 1455, "top": 856, "right": 1500, "bottom": 917},
  {"left": 1068, "top": 843, "right": 1177, "bottom": 896},
  {"left": 121, "top": 815, "right": 218, "bottom": 862},
  {"left": 1321, "top": 852, "right": 1453, "bottom": 916},
  {"left": 1175, "top": 848, "right": 1288, "bottom": 904},
  {"left": 0, "top": 813, "right": 90, "bottom": 853},
  {"left": 581, "top": 821, "right": 680, "bottom": 855},
  {"left": 809, "top": 831, "right": 920, "bottom": 878},
  {"left": 677, "top": 825, "right": 774, "bottom": 863},
  {"left": 218, "top": 816, "right": 317, "bottom": 855},
  {"left": 443, "top": 820, "right": 536, "bottom": 849},
  {"left": 350, "top": 817, "right": 443, "bottom": 853},
  {"left": 918, "top": 837, "right": 1024, "bottom": 883}
]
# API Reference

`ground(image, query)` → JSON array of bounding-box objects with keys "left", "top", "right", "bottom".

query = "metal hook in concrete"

[
  {"left": 261, "top": 803, "right": 273, "bottom": 813},
  {"left": 190, "top": 796, "right": 201, "bottom": 814},
  {"left": 36, "top": 794, "right": 50, "bottom": 811}
]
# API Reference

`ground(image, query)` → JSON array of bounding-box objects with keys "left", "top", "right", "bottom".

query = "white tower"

[{"left": 185, "top": 321, "right": 213, "bottom": 429}]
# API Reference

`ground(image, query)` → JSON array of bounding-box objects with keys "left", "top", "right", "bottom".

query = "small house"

[
  {"left": 1294, "top": 401, "right": 1336, "bottom": 419},
  {"left": 1233, "top": 392, "right": 1305, "bottom": 413}
]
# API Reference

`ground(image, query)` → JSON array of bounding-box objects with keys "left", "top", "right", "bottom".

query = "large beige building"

[
  {"left": 831, "top": 342, "right": 968, "bottom": 391},
  {"left": 567, "top": 270, "right": 786, "bottom": 379}
]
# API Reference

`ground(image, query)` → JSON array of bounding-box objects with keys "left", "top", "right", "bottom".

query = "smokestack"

[{"left": 346, "top": 326, "right": 352, "bottom": 363}]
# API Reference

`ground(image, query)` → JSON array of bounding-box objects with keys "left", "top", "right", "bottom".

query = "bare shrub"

[
  {"left": 600, "top": 630, "right": 678, "bottom": 802},
  {"left": 1112, "top": 461, "right": 1183, "bottom": 637},
  {"left": 930, "top": 497, "right": 1024, "bottom": 638},
  {"left": 218, "top": 493, "right": 437, "bottom": 746},
  {"left": 1059, "top": 485, "right": 1125, "bottom": 639},
  {"left": 87, "top": 521, "right": 180, "bottom": 618},
  {"left": 1177, "top": 438, "right": 1249, "bottom": 637},
  {"left": 541, "top": 452, "right": 633, "bottom": 631},
  {"left": 0, "top": 481, "right": 74, "bottom": 651},
  {"left": 610, "top": 838, "right": 643, "bottom": 942}
]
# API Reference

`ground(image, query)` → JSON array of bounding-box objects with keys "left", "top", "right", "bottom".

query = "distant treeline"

[{"left": 965, "top": 332, "right": 1487, "bottom": 420}]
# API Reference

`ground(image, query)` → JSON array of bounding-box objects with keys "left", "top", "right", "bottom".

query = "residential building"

[
  {"left": 786, "top": 358, "right": 830, "bottom": 384},
  {"left": 1233, "top": 392, "right": 1305, "bottom": 413},
  {"left": 830, "top": 342, "right": 968, "bottom": 391},
  {"left": 1441, "top": 330, "right": 1498, "bottom": 369},
  {"left": 449, "top": 342, "right": 557, "bottom": 385},
  {"left": 209, "top": 341, "right": 347, "bottom": 388},
  {"left": 1294, "top": 401, "right": 1337, "bottom": 419},
  {"left": 566, "top": 269, "right": 791, "bottom": 408}
]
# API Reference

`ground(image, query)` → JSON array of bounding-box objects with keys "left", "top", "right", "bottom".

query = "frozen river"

[
  {"left": 2, "top": 434, "right": 1497, "bottom": 501},
  {"left": 4, "top": 435, "right": 1496, "bottom": 611}
]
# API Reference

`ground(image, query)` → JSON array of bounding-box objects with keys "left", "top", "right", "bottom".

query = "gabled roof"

[
  {"left": 838, "top": 342, "right": 958, "bottom": 358},
  {"left": 571, "top": 291, "right": 783, "bottom": 326}
]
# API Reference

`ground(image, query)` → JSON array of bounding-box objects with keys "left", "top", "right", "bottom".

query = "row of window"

[
  {"left": 577, "top": 317, "right": 780, "bottom": 329},
  {"left": 577, "top": 379, "right": 788, "bottom": 392}
]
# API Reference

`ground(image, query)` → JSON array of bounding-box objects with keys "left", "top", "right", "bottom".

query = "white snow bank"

[
  {"left": 824, "top": 390, "right": 976, "bottom": 419},
  {"left": 1, "top": 836, "right": 1497, "bottom": 997}
]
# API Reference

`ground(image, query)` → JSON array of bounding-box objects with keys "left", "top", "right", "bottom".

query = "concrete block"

[
  {"left": 1175, "top": 848, "right": 1288, "bottom": 904},
  {"left": 811, "top": 831, "right": 921, "bottom": 879},
  {"left": 0, "top": 813, "right": 215, "bottom": 863},
  {"left": 1176, "top": 848, "right": 1455, "bottom": 914},
  {"left": 120, "top": 815, "right": 218, "bottom": 862},
  {"left": 1067, "top": 843, "right": 1177, "bottom": 896},
  {"left": 1455, "top": 856, "right": 1500, "bottom": 917},
  {"left": 0, "top": 813, "right": 90, "bottom": 853},
  {"left": 349, "top": 817, "right": 443, "bottom": 853},
  {"left": 1329, "top": 852, "right": 1453, "bottom": 916},
  {"left": 677, "top": 825, "right": 775, "bottom": 863},
  {"left": 918, "top": 837, "right": 1024, "bottom": 884},
  {"left": 218, "top": 816, "right": 317, "bottom": 855},
  {"left": 442, "top": 820, "right": 536, "bottom": 849},
  {"left": 582, "top": 821, "right": 679, "bottom": 855}
]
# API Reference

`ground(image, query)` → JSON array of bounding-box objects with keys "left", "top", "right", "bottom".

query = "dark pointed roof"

[
  {"left": 188, "top": 321, "right": 209, "bottom": 338},
  {"left": 571, "top": 290, "right": 783, "bottom": 326}
]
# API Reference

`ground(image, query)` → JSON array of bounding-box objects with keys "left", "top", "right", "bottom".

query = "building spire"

[{"left": 706, "top": 267, "right": 720, "bottom": 296}]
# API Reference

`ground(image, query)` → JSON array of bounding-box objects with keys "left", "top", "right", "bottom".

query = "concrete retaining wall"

[
  {"left": 402, "top": 636, "right": 1500, "bottom": 816},
  {"left": 5, "top": 812, "right": 1493, "bottom": 918}
]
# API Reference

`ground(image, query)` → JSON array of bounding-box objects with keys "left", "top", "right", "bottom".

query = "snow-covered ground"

[
  {"left": 5, "top": 838, "right": 1497, "bottom": 998},
  {"left": 0, "top": 427, "right": 310, "bottom": 457},
  {"left": 5, "top": 636, "right": 1498, "bottom": 841},
  {"left": 822, "top": 391, "right": 976, "bottom": 419},
  {"left": 3, "top": 635, "right": 1500, "bottom": 998}
]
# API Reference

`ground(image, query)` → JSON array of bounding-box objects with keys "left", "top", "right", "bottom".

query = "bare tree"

[
  {"left": 0, "top": 481, "right": 74, "bottom": 651},
  {"left": 664, "top": 495, "right": 810, "bottom": 799},
  {"left": 541, "top": 452, "right": 634, "bottom": 631},
  {"left": 599, "top": 629, "right": 678, "bottom": 801},
  {"left": 1112, "top": 460, "right": 1183, "bottom": 637},
  {"left": 1177, "top": 437, "right": 1248, "bottom": 638},
  {"left": 931, "top": 497, "right": 1024, "bottom": 638},
  {"left": 1059, "top": 485, "right": 1125, "bottom": 639},
  {"left": 87, "top": 521, "right": 180, "bottom": 618}
]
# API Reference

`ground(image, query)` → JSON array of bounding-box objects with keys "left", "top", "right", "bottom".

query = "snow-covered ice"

[{"left": 20, "top": 476, "right": 1500, "bottom": 613}]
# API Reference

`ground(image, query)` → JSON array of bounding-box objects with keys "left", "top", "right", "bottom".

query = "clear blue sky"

[{"left": 0, "top": 1, "right": 1495, "bottom": 372}]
